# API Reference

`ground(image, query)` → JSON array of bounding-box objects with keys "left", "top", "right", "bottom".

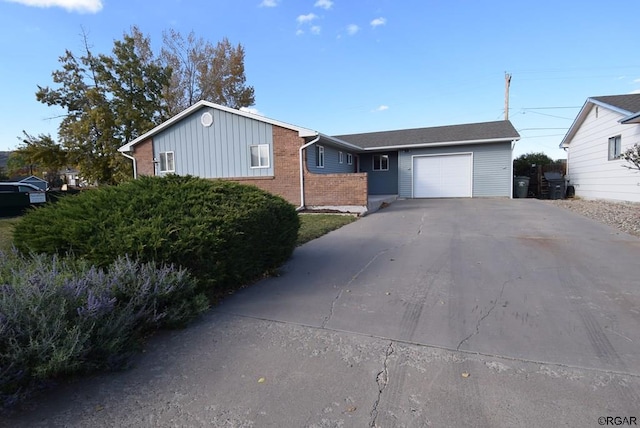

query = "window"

[
  {"left": 250, "top": 144, "right": 270, "bottom": 168},
  {"left": 347, "top": 153, "right": 353, "bottom": 165},
  {"left": 608, "top": 135, "right": 622, "bottom": 160},
  {"left": 159, "top": 151, "right": 175, "bottom": 172},
  {"left": 339, "top": 151, "right": 344, "bottom": 164},
  {"left": 316, "top": 145, "right": 325, "bottom": 168},
  {"left": 373, "top": 154, "right": 389, "bottom": 171}
]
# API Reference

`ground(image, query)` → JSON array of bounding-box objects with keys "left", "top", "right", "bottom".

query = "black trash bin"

[
  {"left": 544, "top": 172, "right": 566, "bottom": 200},
  {"left": 513, "top": 176, "right": 530, "bottom": 198}
]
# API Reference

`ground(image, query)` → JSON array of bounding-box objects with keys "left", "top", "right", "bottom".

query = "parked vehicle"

[{"left": 0, "top": 182, "right": 47, "bottom": 211}]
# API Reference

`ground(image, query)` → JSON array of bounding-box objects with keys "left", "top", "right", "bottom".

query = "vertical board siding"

[
  {"left": 567, "top": 106, "right": 640, "bottom": 202},
  {"left": 307, "top": 144, "right": 357, "bottom": 174},
  {"left": 398, "top": 142, "right": 512, "bottom": 198},
  {"left": 153, "top": 107, "right": 274, "bottom": 178}
]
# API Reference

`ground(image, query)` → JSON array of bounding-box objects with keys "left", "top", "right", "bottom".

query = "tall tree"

[
  {"left": 36, "top": 29, "right": 169, "bottom": 185},
  {"left": 12, "top": 132, "right": 68, "bottom": 185},
  {"left": 161, "top": 30, "right": 255, "bottom": 115}
]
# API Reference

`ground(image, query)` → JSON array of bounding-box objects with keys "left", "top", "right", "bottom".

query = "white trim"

[
  {"left": 339, "top": 151, "right": 344, "bottom": 164},
  {"left": 560, "top": 98, "right": 635, "bottom": 148},
  {"left": 411, "top": 152, "right": 473, "bottom": 198},
  {"left": 250, "top": 144, "right": 270, "bottom": 168},
  {"left": 347, "top": 153, "right": 353, "bottom": 165},
  {"left": 364, "top": 137, "right": 518, "bottom": 151},
  {"left": 159, "top": 151, "right": 175, "bottom": 173},
  {"left": 372, "top": 154, "right": 389, "bottom": 171},
  {"left": 119, "top": 100, "right": 319, "bottom": 153},
  {"left": 316, "top": 145, "right": 325, "bottom": 168}
]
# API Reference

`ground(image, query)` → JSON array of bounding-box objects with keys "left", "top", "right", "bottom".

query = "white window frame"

[
  {"left": 316, "top": 145, "right": 325, "bottom": 168},
  {"left": 373, "top": 154, "right": 389, "bottom": 171},
  {"left": 250, "top": 144, "right": 270, "bottom": 168},
  {"left": 339, "top": 151, "right": 344, "bottom": 164},
  {"left": 159, "top": 151, "right": 175, "bottom": 173},
  {"left": 347, "top": 153, "right": 353, "bottom": 165},
  {"left": 608, "top": 135, "right": 622, "bottom": 160}
]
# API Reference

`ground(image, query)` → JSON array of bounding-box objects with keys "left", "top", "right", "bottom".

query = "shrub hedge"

[
  {"left": 0, "top": 250, "right": 207, "bottom": 409},
  {"left": 13, "top": 175, "right": 300, "bottom": 298}
]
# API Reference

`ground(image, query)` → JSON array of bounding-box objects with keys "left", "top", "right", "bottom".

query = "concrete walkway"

[{"left": 5, "top": 199, "right": 640, "bottom": 427}]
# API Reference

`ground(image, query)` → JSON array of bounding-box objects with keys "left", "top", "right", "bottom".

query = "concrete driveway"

[{"left": 5, "top": 199, "right": 640, "bottom": 427}]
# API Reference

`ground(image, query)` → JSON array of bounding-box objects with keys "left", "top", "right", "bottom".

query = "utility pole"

[{"left": 504, "top": 72, "right": 512, "bottom": 120}]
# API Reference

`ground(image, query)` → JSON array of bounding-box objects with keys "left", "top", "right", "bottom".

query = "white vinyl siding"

[
  {"left": 159, "top": 151, "right": 175, "bottom": 173},
  {"left": 250, "top": 144, "right": 270, "bottom": 168},
  {"left": 566, "top": 105, "right": 640, "bottom": 202}
]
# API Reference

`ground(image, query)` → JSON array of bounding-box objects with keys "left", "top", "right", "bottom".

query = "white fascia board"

[
  {"left": 363, "top": 136, "right": 520, "bottom": 151},
  {"left": 118, "top": 100, "right": 318, "bottom": 152},
  {"left": 620, "top": 111, "right": 640, "bottom": 124},
  {"left": 318, "top": 133, "right": 364, "bottom": 151},
  {"left": 560, "top": 98, "right": 634, "bottom": 148}
]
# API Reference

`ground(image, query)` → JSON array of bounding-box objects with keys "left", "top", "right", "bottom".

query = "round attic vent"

[{"left": 201, "top": 112, "right": 213, "bottom": 127}]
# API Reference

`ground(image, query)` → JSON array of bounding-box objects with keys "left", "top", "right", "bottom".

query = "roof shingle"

[
  {"left": 334, "top": 120, "right": 519, "bottom": 149},
  {"left": 591, "top": 94, "right": 640, "bottom": 114}
]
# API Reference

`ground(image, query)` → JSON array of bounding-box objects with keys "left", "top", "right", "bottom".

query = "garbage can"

[
  {"left": 513, "top": 176, "right": 530, "bottom": 198},
  {"left": 544, "top": 172, "right": 566, "bottom": 200}
]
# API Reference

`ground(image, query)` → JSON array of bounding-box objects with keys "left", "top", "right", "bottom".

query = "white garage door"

[{"left": 413, "top": 154, "right": 472, "bottom": 198}]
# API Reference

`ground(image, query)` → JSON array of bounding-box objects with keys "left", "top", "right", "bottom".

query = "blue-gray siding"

[
  {"left": 398, "top": 142, "right": 512, "bottom": 197},
  {"left": 358, "top": 152, "right": 399, "bottom": 194},
  {"left": 306, "top": 144, "right": 356, "bottom": 174},
  {"left": 153, "top": 107, "right": 274, "bottom": 178}
]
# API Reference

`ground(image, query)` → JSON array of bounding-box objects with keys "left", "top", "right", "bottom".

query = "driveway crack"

[
  {"left": 456, "top": 278, "right": 511, "bottom": 351},
  {"left": 370, "top": 341, "right": 394, "bottom": 427}
]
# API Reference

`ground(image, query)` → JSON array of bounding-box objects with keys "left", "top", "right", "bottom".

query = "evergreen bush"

[{"left": 13, "top": 175, "right": 300, "bottom": 297}]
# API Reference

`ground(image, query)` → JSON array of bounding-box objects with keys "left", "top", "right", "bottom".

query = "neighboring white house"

[{"left": 560, "top": 94, "right": 640, "bottom": 203}]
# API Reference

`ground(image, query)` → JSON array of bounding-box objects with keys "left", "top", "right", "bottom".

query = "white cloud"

[
  {"left": 310, "top": 25, "right": 321, "bottom": 35},
  {"left": 633, "top": 78, "right": 640, "bottom": 83},
  {"left": 314, "top": 0, "right": 333, "bottom": 9},
  {"left": 296, "top": 29, "right": 304, "bottom": 36},
  {"left": 259, "top": 0, "right": 278, "bottom": 7},
  {"left": 346, "top": 24, "right": 359, "bottom": 35},
  {"left": 374, "top": 105, "right": 389, "bottom": 112},
  {"left": 297, "top": 13, "right": 318, "bottom": 24},
  {"left": 5, "top": 0, "right": 102, "bottom": 13},
  {"left": 370, "top": 17, "right": 387, "bottom": 27}
]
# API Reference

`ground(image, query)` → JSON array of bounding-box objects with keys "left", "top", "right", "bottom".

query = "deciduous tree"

[
  {"left": 621, "top": 143, "right": 640, "bottom": 171},
  {"left": 161, "top": 30, "right": 255, "bottom": 115}
]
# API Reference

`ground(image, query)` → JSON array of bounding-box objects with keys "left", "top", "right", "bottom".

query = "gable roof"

[
  {"left": 118, "top": 100, "right": 321, "bottom": 153},
  {"left": 560, "top": 94, "right": 640, "bottom": 147},
  {"left": 335, "top": 120, "right": 520, "bottom": 150}
]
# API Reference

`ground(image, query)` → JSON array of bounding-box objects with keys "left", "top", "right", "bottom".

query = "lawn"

[
  {"left": 297, "top": 213, "right": 357, "bottom": 246},
  {"left": 0, "top": 214, "right": 357, "bottom": 252}
]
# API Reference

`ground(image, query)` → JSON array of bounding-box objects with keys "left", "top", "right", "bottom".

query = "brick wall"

[
  {"left": 134, "top": 138, "right": 154, "bottom": 176},
  {"left": 303, "top": 169, "right": 368, "bottom": 206}
]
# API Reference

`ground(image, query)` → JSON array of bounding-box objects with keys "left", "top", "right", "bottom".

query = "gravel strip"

[{"left": 546, "top": 199, "right": 640, "bottom": 238}]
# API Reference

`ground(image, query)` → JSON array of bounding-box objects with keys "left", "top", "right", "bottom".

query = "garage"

[{"left": 413, "top": 153, "right": 472, "bottom": 198}]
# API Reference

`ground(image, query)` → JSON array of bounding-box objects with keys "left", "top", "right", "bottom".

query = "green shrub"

[
  {"left": 0, "top": 250, "right": 207, "bottom": 409},
  {"left": 13, "top": 176, "right": 300, "bottom": 298}
]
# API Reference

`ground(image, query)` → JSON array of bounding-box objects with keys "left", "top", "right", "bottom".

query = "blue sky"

[{"left": 1, "top": 0, "right": 639, "bottom": 160}]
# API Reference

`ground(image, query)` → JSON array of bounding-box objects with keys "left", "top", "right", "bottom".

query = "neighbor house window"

[
  {"left": 347, "top": 153, "right": 353, "bottom": 165},
  {"left": 316, "top": 145, "right": 325, "bottom": 168},
  {"left": 159, "top": 151, "right": 175, "bottom": 172},
  {"left": 250, "top": 144, "right": 270, "bottom": 168},
  {"left": 373, "top": 154, "right": 389, "bottom": 171},
  {"left": 608, "top": 135, "right": 622, "bottom": 160},
  {"left": 339, "top": 151, "right": 344, "bottom": 164}
]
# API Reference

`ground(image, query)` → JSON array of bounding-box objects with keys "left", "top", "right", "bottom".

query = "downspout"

[
  {"left": 121, "top": 151, "right": 137, "bottom": 179},
  {"left": 510, "top": 140, "right": 515, "bottom": 199},
  {"left": 298, "top": 135, "right": 321, "bottom": 211}
]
